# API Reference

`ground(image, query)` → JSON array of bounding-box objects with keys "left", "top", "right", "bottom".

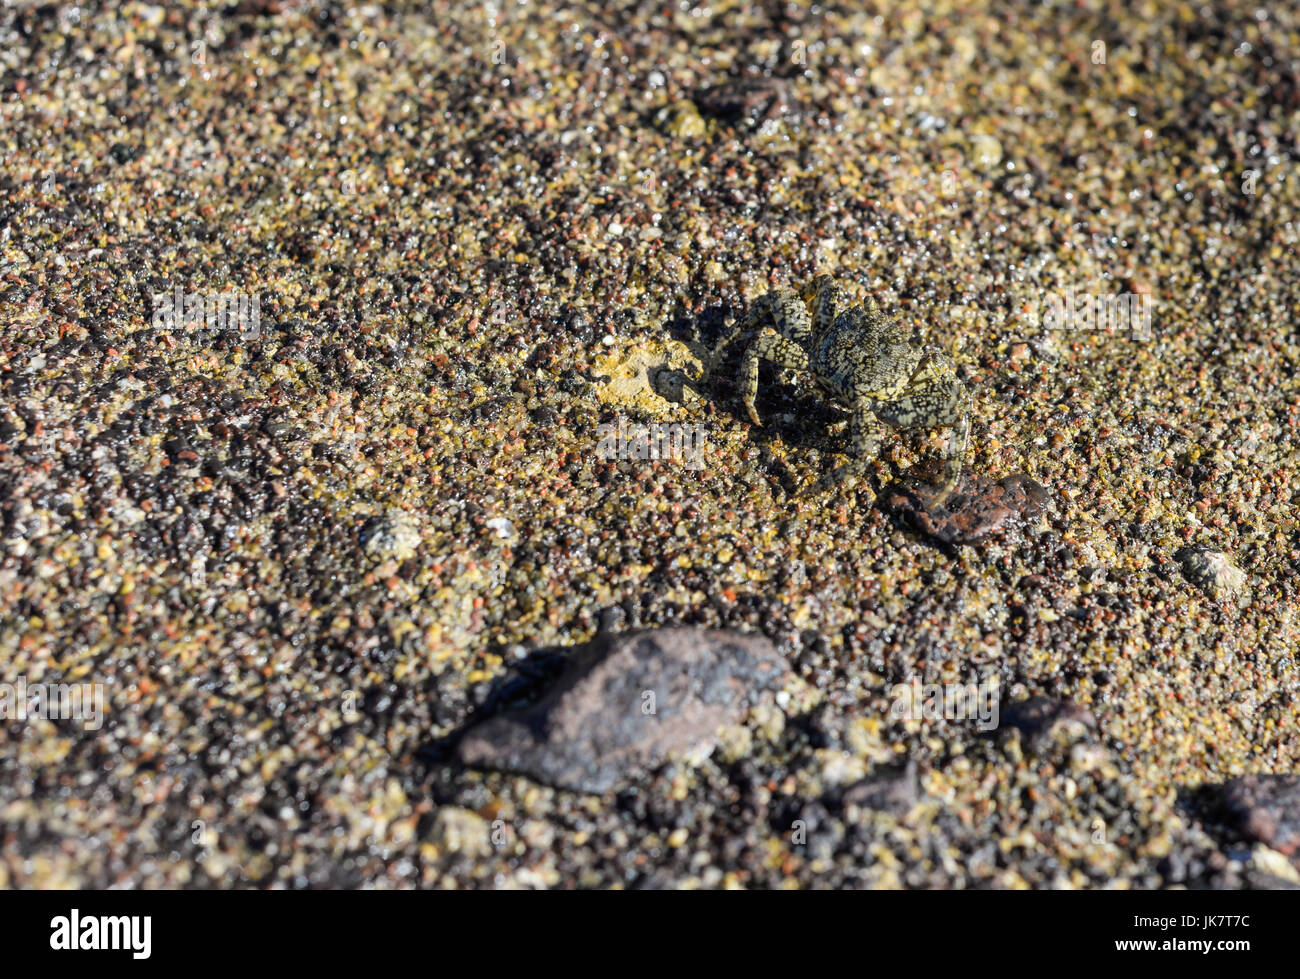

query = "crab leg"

[
  {"left": 705, "top": 289, "right": 808, "bottom": 377},
  {"left": 803, "top": 396, "right": 880, "bottom": 495},
  {"left": 737, "top": 328, "right": 809, "bottom": 426}
]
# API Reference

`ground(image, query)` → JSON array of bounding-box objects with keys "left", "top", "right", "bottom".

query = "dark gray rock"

[
  {"left": 693, "top": 77, "right": 798, "bottom": 129},
  {"left": 1000, "top": 697, "right": 1097, "bottom": 751},
  {"left": 456, "top": 627, "right": 790, "bottom": 793},
  {"left": 841, "top": 760, "right": 920, "bottom": 818}
]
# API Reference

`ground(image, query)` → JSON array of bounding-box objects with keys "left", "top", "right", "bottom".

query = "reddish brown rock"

[{"left": 882, "top": 473, "right": 1048, "bottom": 544}]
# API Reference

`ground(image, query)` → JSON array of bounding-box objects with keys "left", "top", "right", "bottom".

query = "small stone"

[
  {"left": 882, "top": 473, "right": 1048, "bottom": 544},
  {"left": 1009, "top": 342, "right": 1030, "bottom": 361},
  {"left": 713, "top": 724, "right": 753, "bottom": 764},
  {"left": 1174, "top": 547, "right": 1246, "bottom": 598},
  {"left": 840, "top": 760, "right": 919, "bottom": 819},
  {"left": 749, "top": 701, "right": 785, "bottom": 742},
  {"left": 967, "top": 133, "right": 1003, "bottom": 170},
  {"left": 109, "top": 142, "right": 141, "bottom": 164},
  {"left": 1000, "top": 697, "right": 1097, "bottom": 751},
  {"left": 693, "top": 77, "right": 794, "bottom": 129},
  {"left": 429, "top": 806, "right": 492, "bottom": 858},
  {"left": 1029, "top": 334, "right": 1060, "bottom": 362},
  {"left": 456, "top": 627, "right": 790, "bottom": 793},
  {"left": 1221, "top": 774, "right": 1300, "bottom": 857},
  {"left": 653, "top": 100, "right": 707, "bottom": 139},
  {"left": 359, "top": 510, "right": 421, "bottom": 560},
  {"left": 485, "top": 516, "right": 515, "bottom": 539},
  {"left": 1251, "top": 844, "right": 1300, "bottom": 883}
]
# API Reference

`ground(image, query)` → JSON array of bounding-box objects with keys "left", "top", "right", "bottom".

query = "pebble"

[
  {"left": 359, "top": 510, "right": 421, "bottom": 561},
  {"left": 693, "top": 77, "right": 795, "bottom": 129},
  {"left": 1174, "top": 547, "right": 1247, "bottom": 599},
  {"left": 1000, "top": 698, "right": 1098, "bottom": 752},
  {"left": 456, "top": 628, "right": 791, "bottom": 793},
  {"left": 882, "top": 473, "right": 1049, "bottom": 544},
  {"left": 840, "top": 760, "right": 920, "bottom": 819},
  {"left": 429, "top": 807, "right": 493, "bottom": 859},
  {"left": 485, "top": 516, "right": 515, "bottom": 540},
  {"left": 967, "top": 133, "right": 1003, "bottom": 171},
  {"left": 653, "top": 100, "right": 707, "bottom": 139},
  {"left": 1220, "top": 775, "right": 1300, "bottom": 858}
]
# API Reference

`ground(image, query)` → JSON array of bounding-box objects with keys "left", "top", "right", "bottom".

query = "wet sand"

[{"left": 0, "top": 0, "right": 1297, "bottom": 887}]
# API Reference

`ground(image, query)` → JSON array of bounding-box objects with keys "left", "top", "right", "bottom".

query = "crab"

[{"left": 705, "top": 275, "right": 971, "bottom": 508}]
